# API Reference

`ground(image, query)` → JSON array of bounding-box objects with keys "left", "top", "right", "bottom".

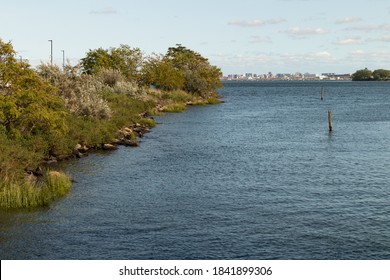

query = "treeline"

[
  {"left": 351, "top": 68, "right": 390, "bottom": 81},
  {"left": 0, "top": 39, "right": 222, "bottom": 208}
]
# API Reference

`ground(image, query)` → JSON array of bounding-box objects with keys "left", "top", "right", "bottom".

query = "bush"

[{"left": 37, "top": 64, "right": 112, "bottom": 119}]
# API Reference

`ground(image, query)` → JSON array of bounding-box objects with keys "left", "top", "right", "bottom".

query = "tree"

[
  {"left": 141, "top": 54, "right": 185, "bottom": 91},
  {"left": 165, "top": 44, "right": 223, "bottom": 96},
  {"left": 80, "top": 44, "right": 142, "bottom": 81},
  {"left": 0, "top": 39, "right": 67, "bottom": 138},
  {"left": 351, "top": 68, "right": 373, "bottom": 81},
  {"left": 372, "top": 69, "right": 390, "bottom": 81}
]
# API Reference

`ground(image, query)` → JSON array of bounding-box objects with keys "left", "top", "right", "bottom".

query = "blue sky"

[{"left": 1, "top": 0, "right": 390, "bottom": 75}]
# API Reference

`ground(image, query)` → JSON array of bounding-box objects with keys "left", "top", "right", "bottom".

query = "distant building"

[
  {"left": 220, "top": 71, "right": 351, "bottom": 81},
  {"left": 245, "top": 73, "right": 253, "bottom": 79}
]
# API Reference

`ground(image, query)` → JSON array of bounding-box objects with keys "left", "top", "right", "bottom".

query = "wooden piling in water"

[
  {"left": 328, "top": 110, "right": 332, "bottom": 131},
  {"left": 321, "top": 87, "right": 324, "bottom": 100}
]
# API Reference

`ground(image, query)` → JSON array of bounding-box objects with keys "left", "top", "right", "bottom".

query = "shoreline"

[
  {"left": 1, "top": 41, "right": 223, "bottom": 209},
  {"left": 0, "top": 94, "right": 221, "bottom": 210},
  {"left": 42, "top": 94, "right": 221, "bottom": 167}
]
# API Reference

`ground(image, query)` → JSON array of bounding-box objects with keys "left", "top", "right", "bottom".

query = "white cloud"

[
  {"left": 315, "top": 51, "right": 332, "bottom": 58},
  {"left": 229, "top": 18, "right": 285, "bottom": 27},
  {"left": 335, "top": 17, "right": 363, "bottom": 24},
  {"left": 351, "top": 50, "right": 366, "bottom": 55},
  {"left": 379, "top": 35, "right": 390, "bottom": 42},
  {"left": 334, "top": 37, "right": 362, "bottom": 45},
  {"left": 285, "top": 27, "right": 328, "bottom": 37},
  {"left": 266, "top": 18, "right": 286, "bottom": 24},
  {"left": 346, "top": 50, "right": 390, "bottom": 64},
  {"left": 90, "top": 7, "right": 117, "bottom": 14},
  {"left": 229, "top": 19, "right": 265, "bottom": 27},
  {"left": 281, "top": 51, "right": 335, "bottom": 63}
]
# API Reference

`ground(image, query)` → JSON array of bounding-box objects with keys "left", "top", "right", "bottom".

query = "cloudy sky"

[{"left": 1, "top": 0, "right": 390, "bottom": 75}]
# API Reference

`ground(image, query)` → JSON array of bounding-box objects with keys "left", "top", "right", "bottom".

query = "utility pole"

[
  {"left": 61, "top": 50, "right": 65, "bottom": 69},
  {"left": 48, "top": 40, "right": 53, "bottom": 65}
]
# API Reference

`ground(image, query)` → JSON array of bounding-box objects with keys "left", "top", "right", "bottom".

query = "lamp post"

[
  {"left": 61, "top": 50, "right": 65, "bottom": 69},
  {"left": 48, "top": 40, "right": 53, "bottom": 65}
]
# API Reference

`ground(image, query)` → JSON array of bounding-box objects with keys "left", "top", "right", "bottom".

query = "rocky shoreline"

[
  {"left": 24, "top": 119, "right": 153, "bottom": 181},
  {"left": 25, "top": 99, "right": 220, "bottom": 182},
  {"left": 44, "top": 115, "right": 153, "bottom": 163}
]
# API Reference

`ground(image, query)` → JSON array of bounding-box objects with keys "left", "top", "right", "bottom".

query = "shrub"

[{"left": 37, "top": 64, "right": 112, "bottom": 119}]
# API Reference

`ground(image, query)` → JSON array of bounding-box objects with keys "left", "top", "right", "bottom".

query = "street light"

[
  {"left": 48, "top": 40, "right": 53, "bottom": 65},
  {"left": 61, "top": 50, "right": 65, "bottom": 69}
]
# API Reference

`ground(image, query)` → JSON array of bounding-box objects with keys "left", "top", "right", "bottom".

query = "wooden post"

[
  {"left": 321, "top": 87, "right": 324, "bottom": 100},
  {"left": 328, "top": 110, "right": 332, "bottom": 131}
]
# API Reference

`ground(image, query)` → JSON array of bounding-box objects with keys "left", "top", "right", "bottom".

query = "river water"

[{"left": 1, "top": 81, "right": 390, "bottom": 259}]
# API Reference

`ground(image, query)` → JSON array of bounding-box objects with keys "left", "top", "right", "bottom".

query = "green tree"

[
  {"left": 372, "top": 69, "right": 390, "bottom": 80},
  {"left": 165, "top": 44, "right": 223, "bottom": 96},
  {"left": 80, "top": 44, "right": 142, "bottom": 81},
  {"left": 0, "top": 39, "right": 67, "bottom": 138},
  {"left": 351, "top": 68, "right": 373, "bottom": 81},
  {"left": 141, "top": 54, "right": 185, "bottom": 90}
]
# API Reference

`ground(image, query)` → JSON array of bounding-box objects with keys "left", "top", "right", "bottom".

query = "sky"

[{"left": 1, "top": 0, "right": 390, "bottom": 75}]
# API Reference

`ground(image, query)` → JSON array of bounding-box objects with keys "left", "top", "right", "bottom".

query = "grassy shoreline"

[
  {"left": 1, "top": 40, "right": 223, "bottom": 209},
  {"left": 0, "top": 90, "right": 221, "bottom": 209}
]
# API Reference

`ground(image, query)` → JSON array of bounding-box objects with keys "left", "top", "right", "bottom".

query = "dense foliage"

[
  {"left": 0, "top": 39, "right": 222, "bottom": 208},
  {"left": 0, "top": 40, "right": 68, "bottom": 140},
  {"left": 80, "top": 44, "right": 143, "bottom": 81},
  {"left": 351, "top": 68, "right": 390, "bottom": 81},
  {"left": 142, "top": 45, "right": 223, "bottom": 96}
]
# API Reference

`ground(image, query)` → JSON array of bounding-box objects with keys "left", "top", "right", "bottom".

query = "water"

[{"left": 1, "top": 81, "right": 390, "bottom": 259}]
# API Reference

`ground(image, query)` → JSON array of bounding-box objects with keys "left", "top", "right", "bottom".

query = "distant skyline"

[{"left": 1, "top": 0, "right": 390, "bottom": 75}]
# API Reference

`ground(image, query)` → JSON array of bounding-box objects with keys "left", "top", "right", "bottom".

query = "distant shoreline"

[{"left": 221, "top": 79, "right": 353, "bottom": 82}]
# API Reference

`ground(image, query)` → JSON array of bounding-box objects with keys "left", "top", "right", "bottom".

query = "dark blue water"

[{"left": 1, "top": 81, "right": 390, "bottom": 259}]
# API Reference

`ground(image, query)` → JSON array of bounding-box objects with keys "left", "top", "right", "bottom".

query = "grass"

[
  {"left": 0, "top": 171, "right": 72, "bottom": 209},
  {"left": 162, "top": 102, "right": 188, "bottom": 113},
  {"left": 207, "top": 97, "right": 222, "bottom": 105}
]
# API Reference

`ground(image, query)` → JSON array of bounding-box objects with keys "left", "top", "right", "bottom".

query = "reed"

[
  {"left": 162, "top": 102, "right": 188, "bottom": 113},
  {"left": 207, "top": 97, "right": 222, "bottom": 105},
  {"left": 0, "top": 171, "right": 72, "bottom": 209}
]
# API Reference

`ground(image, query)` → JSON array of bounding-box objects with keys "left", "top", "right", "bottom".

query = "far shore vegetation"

[
  {"left": 351, "top": 68, "right": 390, "bottom": 81},
  {"left": 0, "top": 39, "right": 223, "bottom": 209}
]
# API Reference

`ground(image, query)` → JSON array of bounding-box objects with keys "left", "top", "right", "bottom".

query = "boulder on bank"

[
  {"left": 102, "top": 143, "right": 118, "bottom": 150},
  {"left": 116, "top": 138, "right": 139, "bottom": 147},
  {"left": 73, "top": 144, "right": 88, "bottom": 158}
]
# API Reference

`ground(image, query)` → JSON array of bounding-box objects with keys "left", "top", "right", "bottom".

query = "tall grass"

[
  {"left": 162, "top": 102, "right": 188, "bottom": 113},
  {"left": 0, "top": 171, "right": 72, "bottom": 209}
]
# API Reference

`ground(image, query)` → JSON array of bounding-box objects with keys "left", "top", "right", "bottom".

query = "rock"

[
  {"left": 25, "top": 166, "right": 43, "bottom": 177},
  {"left": 102, "top": 143, "right": 118, "bottom": 150},
  {"left": 124, "top": 139, "right": 139, "bottom": 147},
  {"left": 75, "top": 151, "right": 88, "bottom": 158},
  {"left": 133, "top": 126, "right": 143, "bottom": 133},
  {"left": 75, "top": 143, "right": 89, "bottom": 153},
  {"left": 45, "top": 156, "right": 58, "bottom": 165},
  {"left": 116, "top": 138, "right": 139, "bottom": 147},
  {"left": 56, "top": 154, "right": 71, "bottom": 161},
  {"left": 79, "top": 145, "right": 89, "bottom": 153},
  {"left": 138, "top": 111, "right": 148, "bottom": 118},
  {"left": 124, "top": 127, "right": 133, "bottom": 133}
]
